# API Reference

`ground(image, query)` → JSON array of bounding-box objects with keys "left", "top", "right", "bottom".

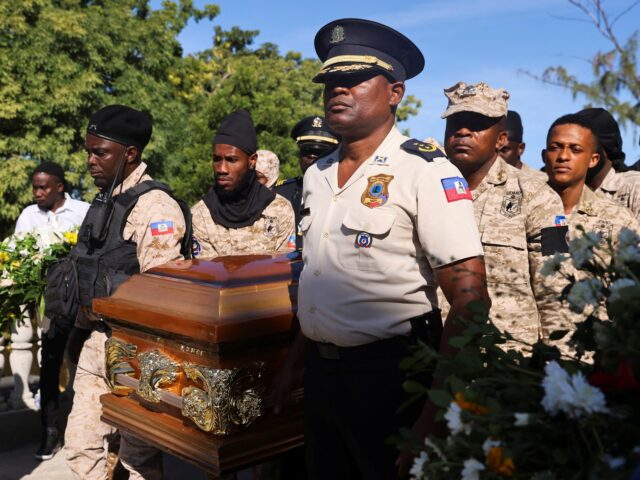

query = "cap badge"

[
  {"left": 460, "top": 85, "right": 477, "bottom": 98},
  {"left": 312, "top": 117, "right": 323, "bottom": 128},
  {"left": 329, "top": 25, "right": 345, "bottom": 44}
]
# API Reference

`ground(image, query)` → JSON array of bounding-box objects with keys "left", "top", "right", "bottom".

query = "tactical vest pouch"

[{"left": 44, "top": 257, "right": 79, "bottom": 329}]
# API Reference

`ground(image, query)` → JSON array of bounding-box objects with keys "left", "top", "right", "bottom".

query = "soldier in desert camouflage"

[
  {"left": 534, "top": 113, "right": 640, "bottom": 354},
  {"left": 191, "top": 109, "right": 296, "bottom": 257},
  {"left": 440, "top": 81, "right": 565, "bottom": 348}
]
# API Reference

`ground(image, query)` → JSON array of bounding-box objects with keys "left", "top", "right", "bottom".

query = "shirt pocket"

[
  {"left": 481, "top": 228, "right": 528, "bottom": 285},
  {"left": 339, "top": 209, "right": 396, "bottom": 272}
]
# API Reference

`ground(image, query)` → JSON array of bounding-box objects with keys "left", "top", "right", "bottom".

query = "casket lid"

[{"left": 93, "top": 253, "right": 302, "bottom": 346}]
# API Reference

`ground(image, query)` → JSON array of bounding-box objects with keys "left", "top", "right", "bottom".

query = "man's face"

[
  {"left": 298, "top": 142, "right": 335, "bottom": 174},
  {"left": 445, "top": 112, "right": 506, "bottom": 174},
  {"left": 498, "top": 138, "right": 525, "bottom": 167},
  {"left": 544, "top": 124, "right": 599, "bottom": 189},
  {"left": 212, "top": 144, "right": 256, "bottom": 196},
  {"left": 32, "top": 172, "right": 63, "bottom": 211},
  {"left": 323, "top": 73, "right": 403, "bottom": 136},
  {"left": 85, "top": 134, "right": 128, "bottom": 190}
]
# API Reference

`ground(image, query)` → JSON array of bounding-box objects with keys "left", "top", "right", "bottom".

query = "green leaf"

[{"left": 427, "top": 389, "right": 453, "bottom": 407}]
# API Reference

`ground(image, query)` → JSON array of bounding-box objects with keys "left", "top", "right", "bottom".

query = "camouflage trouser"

[{"left": 65, "top": 329, "right": 162, "bottom": 480}]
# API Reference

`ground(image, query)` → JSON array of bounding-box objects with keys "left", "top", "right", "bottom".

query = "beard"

[{"left": 213, "top": 169, "right": 255, "bottom": 202}]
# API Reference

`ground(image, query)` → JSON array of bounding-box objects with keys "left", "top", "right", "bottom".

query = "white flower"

[
  {"left": 608, "top": 278, "right": 636, "bottom": 303},
  {"left": 461, "top": 458, "right": 485, "bottom": 480},
  {"left": 569, "top": 232, "right": 601, "bottom": 268},
  {"left": 569, "top": 371, "right": 607, "bottom": 416},
  {"left": 444, "top": 402, "right": 471, "bottom": 435},
  {"left": 19, "top": 249, "right": 30, "bottom": 257},
  {"left": 0, "top": 278, "right": 13, "bottom": 287},
  {"left": 540, "top": 252, "right": 570, "bottom": 277},
  {"left": 603, "top": 454, "right": 625, "bottom": 470},
  {"left": 35, "top": 227, "right": 65, "bottom": 250},
  {"left": 482, "top": 438, "right": 501, "bottom": 455},
  {"left": 513, "top": 413, "right": 530, "bottom": 426},
  {"left": 566, "top": 278, "right": 602, "bottom": 313},
  {"left": 409, "top": 451, "right": 429, "bottom": 479},
  {"left": 33, "top": 253, "right": 44, "bottom": 265},
  {"left": 542, "top": 361, "right": 608, "bottom": 418}
]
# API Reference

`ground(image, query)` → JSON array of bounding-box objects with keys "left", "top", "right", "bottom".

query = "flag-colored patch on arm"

[
  {"left": 441, "top": 176, "right": 472, "bottom": 202},
  {"left": 150, "top": 220, "right": 174, "bottom": 236}
]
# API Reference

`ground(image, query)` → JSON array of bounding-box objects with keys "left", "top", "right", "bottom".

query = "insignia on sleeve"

[
  {"left": 441, "top": 176, "right": 472, "bottom": 202},
  {"left": 500, "top": 191, "right": 523, "bottom": 218},
  {"left": 150, "top": 220, "right": 174, "bottom": 236},
  {"left": 400, "top": 139, "right": 445, "bottom": 161},
  {"left": 287, "top": 234, "right": 296, "bottom": 250},
  {"left": 263, "top": 216, "right": 278, "bottom": 238},
  {"left": 361, "top": 174, "right": 394, "bottom": 208}
]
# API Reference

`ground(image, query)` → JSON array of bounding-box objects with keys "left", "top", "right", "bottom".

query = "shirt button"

[
  {"left": 309, "top": 306, "right": 316, "bottom": 313},
  {"left": 314, "top": 270, "right": 321, "bottom": 276},
  {"left": 322, "top": 232, "right": 329, "bottom": 238}
]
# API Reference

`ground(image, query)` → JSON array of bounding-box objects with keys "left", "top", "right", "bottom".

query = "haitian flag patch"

[
  {"left": 441, "top": 177, "right": 472, "bottom": 202},
  {"left": 150, "top": 220, "right": 174, "bottom": 236},
  {"left": 554, "top": 215, "right": 568, "bottom": 226}
]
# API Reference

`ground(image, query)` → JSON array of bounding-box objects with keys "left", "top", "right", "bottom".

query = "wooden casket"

[{"left": 95, "top": 253, "right": 304, "bottom": 476}]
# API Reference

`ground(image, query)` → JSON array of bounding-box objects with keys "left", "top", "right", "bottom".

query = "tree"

[
  {"left": 535, "top": 0, "right": 639, "bottom": 131},
  {"left": 0, "top": 0, "right": 217, "bottom": 237}
]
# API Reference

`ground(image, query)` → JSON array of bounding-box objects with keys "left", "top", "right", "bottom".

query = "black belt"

[{"left": 311, "top": 309, "right": 443, "bottom": 361}]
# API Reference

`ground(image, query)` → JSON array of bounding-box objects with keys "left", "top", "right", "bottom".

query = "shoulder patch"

[
  {"left": 275, "top": 177, "right": 300, "bottom": 188},
  {"left": 400, "top": 139, "right": 446, "bottom": 162}
]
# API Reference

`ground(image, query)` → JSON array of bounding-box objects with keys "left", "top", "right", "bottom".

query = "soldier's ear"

[
  {"left": 496, "top": 130, "right": 508, "bottom": 150},
  {"left": 518, "top": 142, "right": 526, "bottom": 156},
  {"left": 248, "top": 152, "right": 258, "bottom": 170},
  {"left": 389, "top": 81, "right": 405, "bottom": 107},
  {"left": 589, "top": 152, "right": 600, "bottom": 169}
]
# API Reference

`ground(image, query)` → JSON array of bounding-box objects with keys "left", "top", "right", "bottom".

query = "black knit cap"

[
  {"left": 576, "top": 107, "right": 625, "bottom": 162},
  {"left": 505, "top": 110, "right": 524, "bottom": 143},
  {"left": 214, "top": 109, "right": 257, "bottom": 155},
  {"left": 33, "top": 162, "right": 66, "bottom": 191},
  {"left": 290, "top": 116, "right": 340, "bottom": 145},
  {"left": 313, "top": 18, "right": 425, "bottom": 83},
  {"left": 87, "top": 105, "right": 152, "bottom": 150}
]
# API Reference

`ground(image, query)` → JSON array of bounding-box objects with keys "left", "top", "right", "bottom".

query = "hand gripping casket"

[{"left": 95, "top": 253, "right": 303, "bottom": 476}]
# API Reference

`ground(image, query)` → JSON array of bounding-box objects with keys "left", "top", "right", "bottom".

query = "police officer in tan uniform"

[
  {"left": 191, "top": 109, "right": 296, "bottom": 257},
  {"left": 64, "top": 105, "right": 188, "bottom": 480},
  {"left": 441, "top": 82, "right": 565, "bottom": 348},
  {"left": 577, "top": 107, "right": 640, "bottom": 221},
  {"left": 499, "top": 110, "right": 547, "bottom": 181},
  {"left": 280, "top": 19, "right": 489, "bottom": 479},
  {"left": 535, "top": 113, "right": 640, "bottom": 353}
]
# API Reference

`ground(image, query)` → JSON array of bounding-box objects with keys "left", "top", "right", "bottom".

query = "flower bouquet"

[
  {"left": 0, "top": 227, "right": 78, "bottom": 332},
  {"left": 403, "top": 228, "right": 640, "bottom": 479}
]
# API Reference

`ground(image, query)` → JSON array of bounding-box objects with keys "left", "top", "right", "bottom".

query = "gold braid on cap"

[
  {"left": 321, "top": 55, "right": 393, "bottom": 72},
  {"left": 296, "top": 135, "right": 339, "bottom": 144}
]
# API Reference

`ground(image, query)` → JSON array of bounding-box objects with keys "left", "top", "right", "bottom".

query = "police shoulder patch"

[{"left": 400, "top": 139, "right": 445, "bottom": 162}]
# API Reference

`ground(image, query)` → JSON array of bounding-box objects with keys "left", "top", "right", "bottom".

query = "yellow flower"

[
  {"left": 455, "top": 392, "right": 488, "bottom": 415},
  {"left": 487, "top": 447, "right": 515, "bottom": 476},
  {"left": 63, "top": 231, "right": 78, "bottom": 245},
  {"left": 0, "top": 251, "right": 9, "bottom": 263},
  {"left": 10, "top": 260, "right": 20, "bottom": 269}
]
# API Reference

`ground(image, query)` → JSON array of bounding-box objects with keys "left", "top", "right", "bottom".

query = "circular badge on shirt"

[{"left": 355, "top": 232, "right": 372, "bottom": 248}]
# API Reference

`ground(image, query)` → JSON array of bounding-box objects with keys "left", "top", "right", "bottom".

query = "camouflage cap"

[
  {"left": 441, "top": 82, "right": 510, "bottom": 119},
  {"left": 256, "top": 149, "right": 280, "bottom": 189}
]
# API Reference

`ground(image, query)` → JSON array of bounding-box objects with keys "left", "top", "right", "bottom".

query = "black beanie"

[
  {"left": 214, "top": 109, "right": 257, "bottom": 155},
  {"left": 87, "top": 104, "right": 152, "bottom": 150},
  {"left": 505, "top": 110, "right": 523, "bottom": 143}
]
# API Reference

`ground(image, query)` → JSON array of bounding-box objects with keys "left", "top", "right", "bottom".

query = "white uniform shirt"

[
  {"left": 15, "top": 193, "right": 90, "bottom": 234},
  {"left": 298, "top": 127, "right": 484, "bottom": 347}
]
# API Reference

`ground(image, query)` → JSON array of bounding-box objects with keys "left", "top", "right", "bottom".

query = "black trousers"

[
  {"left": 39, "top": 325, "right": 71, "bottom": 430},
  {"left": 304, "top": 338, "right": 425, "bottom": 480}
]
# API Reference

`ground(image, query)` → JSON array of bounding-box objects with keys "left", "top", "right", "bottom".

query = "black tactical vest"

[{"left": 72, "top": 180, "right": 191, "bottom": 306}]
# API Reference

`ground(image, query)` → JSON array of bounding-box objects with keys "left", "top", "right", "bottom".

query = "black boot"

[{"left": 35, "top": 427, "right": 61, "bottom": 461}]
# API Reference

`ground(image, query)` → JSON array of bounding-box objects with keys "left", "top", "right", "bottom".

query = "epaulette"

[
  {"left": 400, "top": 139, "right": 445, "bottom": 162},
  {"left": 275, "top": 177, "right": 301, "bottom": 187}
]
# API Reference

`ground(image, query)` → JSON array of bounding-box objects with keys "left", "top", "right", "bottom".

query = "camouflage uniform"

[
  {"left": 256, "top": 149, "right": 280, "bottom": 189},
  {"left": 191, "top": 194, "right": 296, "bottom": 257},
  {"left": 520, "top": 162, "right": 548, "bottom": 182},
  {"left": 533, "top": 186, "right": 640, "bottom": 354},
  {"left": 65, "top": 162, "right": 186, "bottom": 480},
  {"left": 594, "top": 168, "right": 640, "bottom": 221},
  {"left": 438, "top": 156, "right": 564, "bottom": 348}
]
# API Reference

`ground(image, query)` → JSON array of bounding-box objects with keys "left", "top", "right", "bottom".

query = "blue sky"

[{"left": 164, "top": 0, "right": 640, "bottom": 168}]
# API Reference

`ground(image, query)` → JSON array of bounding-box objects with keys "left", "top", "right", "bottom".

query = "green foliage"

[{"left": 538, "top": 1, "right": 639, "bottom": 131}]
